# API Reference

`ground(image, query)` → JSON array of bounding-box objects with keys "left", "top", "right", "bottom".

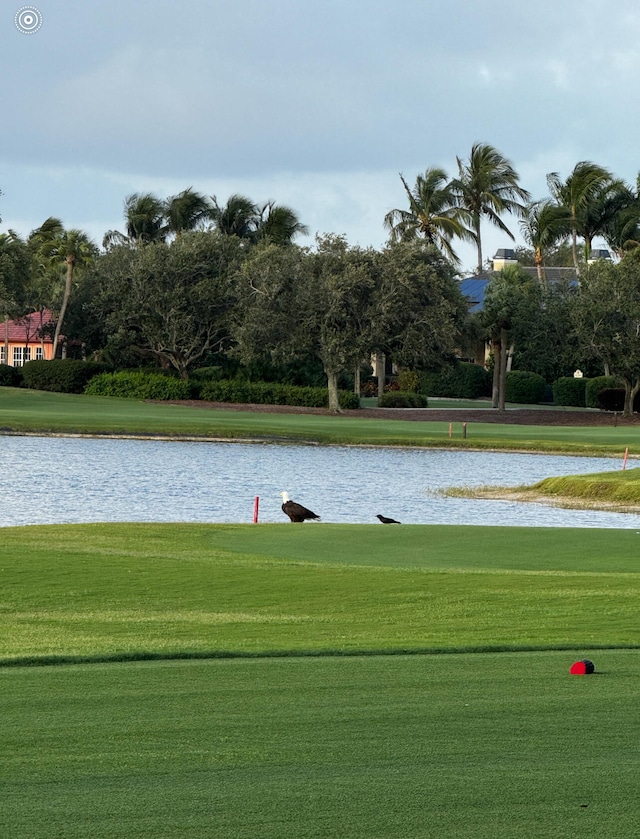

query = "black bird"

[
  {"left": 376, "top": 514, "right": 401, "bottom": 524},
  {"left": 280, "top": 492, "right": 321, "bottom": 523}
]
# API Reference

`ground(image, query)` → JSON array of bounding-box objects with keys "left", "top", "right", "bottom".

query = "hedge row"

[
  {"left": 85, "top": 371, "right": 192, "bottom": 400},
  {"left": 200, "top": 379, "right": 360, "bottom": 409},
  {"left": 22, "top": 360, "right": 112, "bottom": 393},
  {"left": 419, "top": 363, "right": 492, "bottom": 399},
  {"left": 0, "top": 364, "right": 24, "bottom": 387},
  {"left": 503, "top": 371, "right": 547, "bottom": 405},
  {"left": 377, "top": 391, "right": 428, "bottom": 408}
]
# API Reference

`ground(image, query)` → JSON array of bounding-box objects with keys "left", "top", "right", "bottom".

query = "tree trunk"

[
  {"left": 624, "top": 377, "right": 640, "bottom": 417},
  {"left": 491, "top": 338, "right": 500, "bottom": 408},
  {"left": 51, "top": 257, "right": 74, "bottom": 360},
  {"left": 376, "top": 353, "right": 385, "bottom": 400},
  {"left": 498, "top": 328, "right": 508, "bottom": 412},
  {"left": 475, "top": 216, "right": 483, "bottom": 275},
  {"left": 3, "top": 314, "right": 9, "bottom": 366},
  {"left": 571, "top": 227, "right": 580, "bottom": 275},
  {"left": 327, "top": 369, "right": 341, "bottom": 413},
  {"left": 354, "top": 364, "right": 361, "bottom": 397},
  {"left": 506, "top": 342, "right": 515, "bottom": 373}
]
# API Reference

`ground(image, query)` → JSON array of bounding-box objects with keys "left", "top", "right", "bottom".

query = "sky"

[{"left": 2, "top": 0, "right": 640, "bottom": 275}]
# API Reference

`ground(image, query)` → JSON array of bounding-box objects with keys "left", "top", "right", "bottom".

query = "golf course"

[{"left": 2, "top": 389, "right": 640, "bottom": 837}]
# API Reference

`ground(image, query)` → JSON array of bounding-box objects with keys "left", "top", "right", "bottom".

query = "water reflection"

[{"left": 1, "top": 435, "right": 638, "bottom": 529}]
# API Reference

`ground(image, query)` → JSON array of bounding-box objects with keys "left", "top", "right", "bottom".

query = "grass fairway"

[
  {"left": 3, "top": 653, "right": 639, "bottom": 838},
  {"left": 2, "top": 523, "right": 640, "bottom": 661},
  {"left": 2, "top": 522, "right": 639, "bottom": 837},
  {"left": 2, "top": 386, "right": 640, "bottom": 453}
]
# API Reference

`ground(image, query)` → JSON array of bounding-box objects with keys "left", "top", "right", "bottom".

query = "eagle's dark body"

[
  {"left": 376, "top": 514, "right": 401, "bottom": 524},
  {"left": 280, "top": 492, "right": 320, "bottom": 523}
]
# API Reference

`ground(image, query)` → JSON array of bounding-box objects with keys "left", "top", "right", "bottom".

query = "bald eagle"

[
  {"left": 376, "top": 514, "right": 401, "bottom": 524},
  {"left": 280, "top": 492, "right": 320, "bottom": 523}
]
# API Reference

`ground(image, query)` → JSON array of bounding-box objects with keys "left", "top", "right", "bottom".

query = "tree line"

[{"left": 2, "top": 143, "right": 640, "bottom": 413}]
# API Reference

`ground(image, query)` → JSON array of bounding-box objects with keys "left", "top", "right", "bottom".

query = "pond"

[{"left": 2, "top": 435, "right": 639, "bottom": 529}]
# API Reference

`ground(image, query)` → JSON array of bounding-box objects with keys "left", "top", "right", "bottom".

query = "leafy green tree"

[
  {"left": 28, "top": 219, "right": 98, "bottom": 359},
  {"left": 233, "top": 236, "right": 378, "bottom": 411},
  {"left": 164, "top": 188, "right": 212, "bottom": 238},
  {"left": 450, "top": 143, "right": 530, "bottom": 274},
  {"left": 546, "top": 162, "right": 615, "bottom": 272},
  {"left": 519, "top": 200, "right": 570, "bottom": 284},
  {"left": 103, "top": 193, "right": 167, "bottom": 249},
  {"left": 310, "top": 236, "right": 379, "bottom": 410},
  {"left": 232, "top": 241, "right": 313, "bottom": 371},
  {"left": 375, "top": 241, "right": 469, "bottom": 377},
  {"left": 602, "top": 173, "right": 640, "bottom": 257},
  {"left": 210, "top": 194, "right": 259, "bottom": 239},
  {"left": 383, "top": 169, "right": 474, "bottom": 262},
  {"left": 482, "top": 265, "right": 541, "bottom": 410},
  {"left": 571, "top": 252, "right": 640, "bottom": 415},
  {"left": 256, "top": 202, "right": 309, "bottom": 245},
  {"left": 92, "top": 232, "right": 242, "bottom": 378},
  {"left": 0, "top": 231, "right": 32, "bottom": 362}
]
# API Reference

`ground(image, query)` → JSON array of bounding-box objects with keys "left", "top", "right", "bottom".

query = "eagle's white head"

[{"left": 280, "top": 491, "right": 290, "bottom": 503}]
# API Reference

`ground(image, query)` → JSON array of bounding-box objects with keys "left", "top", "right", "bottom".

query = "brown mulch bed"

[{"left": 166, "top": 401, "right": 638, "bottom": 427}]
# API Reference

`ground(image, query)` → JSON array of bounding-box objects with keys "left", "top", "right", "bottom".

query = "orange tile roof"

[{"left": 0, "top": 310, "right": 57, "bottom": 344}]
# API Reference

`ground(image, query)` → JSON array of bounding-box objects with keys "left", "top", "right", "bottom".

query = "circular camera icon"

[{"left": 15, "top": 6, "right": 43, "bottom": 34}]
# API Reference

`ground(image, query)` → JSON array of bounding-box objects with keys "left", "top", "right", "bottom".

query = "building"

[{"left": 0, "top": 310, "right": 59, "bottom": 366}]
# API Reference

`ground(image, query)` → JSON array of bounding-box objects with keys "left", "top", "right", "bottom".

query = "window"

[
  {"left": 35, "top": 347, "right": 44, "bottom": 360},
  {"left": 13, "top": 347, "right": 31, "bottom": 367},
  {"left": 0, "top": 347, "right": 4, "bottom": 364}
]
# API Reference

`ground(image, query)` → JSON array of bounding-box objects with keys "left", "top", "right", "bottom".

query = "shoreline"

[{"left": 450, "top": 486, "right": 640, "bottom": 515}]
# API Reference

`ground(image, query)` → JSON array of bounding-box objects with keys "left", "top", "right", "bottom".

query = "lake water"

[{"left": 2, "top": 435, "right": 639, "bottom": 529}]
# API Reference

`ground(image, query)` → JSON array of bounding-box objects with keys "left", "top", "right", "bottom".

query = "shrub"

[
  {"left": 188, "top": 366, "right": 225, "bottom": 383},
  {"left": 378, "top": 391, "right": 428, "bottom": 408},
  {"left": 504, "top": 371, "right": 547, "bottom": 404},
  {"left": 85, "top": 371, "right": 191, "bottom": 400},
  {"left": 22, "top": 360, "right": 111, "bottom": 393},
  {"left": 597, "top": 388, "right": 625, "bottom": 411},
  {"left": 396, "top": 370, "right": 420, "bottom": 393},
  {"left": 552, "top": 376, "right": 588, "bottom": 407},
  {"left": 585, "top": 376, "right": 621, "bottom": 409},
  {"left": 199, "top": 379, "right": 360, "bottom": 409},
  {"left": 419, "top": 362, "right": 491, "bottom": 399},
  {"left": 0, "top": 364, "right": 24, "bottom": 387}
]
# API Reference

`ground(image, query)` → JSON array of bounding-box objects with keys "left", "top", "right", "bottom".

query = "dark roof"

[
  {"left": 493, "top": 248, "right": 516, "bottom": 260},
  {"left": 459, "top": 276, "right": 490, "bottom": 312},
  {"left": 588, "top": 249, "right": 612, "bottom": 260}
]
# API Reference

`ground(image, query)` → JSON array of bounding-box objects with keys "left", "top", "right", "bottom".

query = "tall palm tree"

[
  {"left": 164, "top": 188, "right": 212, "bottom": 238},
  {"left": 209, "top": 194, "right": 259, "bottom": 239},
  {"left": 256, "top": 202, "right": 309, "bottom": 245},
  {"left": 546, "top": 161, "right": 615, "bottom": 273},
  {"left": 450, "top": 143, "right": 531, "bottom": 274},
  {"left": 37, "top": 224, "right": 98, "bottom": 358},
  {"left": 383, "top": 169, "right": 474, "bottom": 262},
  {"left": 519, "top": 200, "right": 570, "bottom": 285},
  {"left": 103, "top": 193, "right": 167, "bottom": 249}
]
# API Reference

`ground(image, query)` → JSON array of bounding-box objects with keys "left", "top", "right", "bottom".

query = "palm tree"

[
  {"left": 383, "top": 169, "right": 474, "bottom": 262},
  {"left": 164, "top": 188, "right": 212, "bottom": 238},
  {"left": 519, "top": 200, "right": 570, "bottom": 285},
  {"left": 546, "top": 162, "right": 615, "bottom": 273},
  {"left": 450, "top": 143, "right": 531, "bottom": 274},
  {"left": 209, "top": 194, "right": 259, "bottom": 239},
  {"left": 256, "top": 202, "right": 309, "bottom": 245},
  {"left": 103, "top": 193, "right": 167, "bottom": 249},
  {"left": 36, "top": 224, "right": 98, "bottom": 358}
]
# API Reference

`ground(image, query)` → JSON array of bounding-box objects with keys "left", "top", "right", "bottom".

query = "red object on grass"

[{"left": 570, "top": 659, "right": 595, "bottom": 675}]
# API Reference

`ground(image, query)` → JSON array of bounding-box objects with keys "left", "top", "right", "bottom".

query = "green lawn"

[
  {"left": 3, "top": 651, "right": 638, "bottom": 839},
  {"left": 2, "top": 522, "right": 639, "bottom": 837},
  {"left": 2, "top": 523, "right": 640, "bottom": 663},
  {"left": 1, "top": 386, "right": 639, "bottom": 454}
]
